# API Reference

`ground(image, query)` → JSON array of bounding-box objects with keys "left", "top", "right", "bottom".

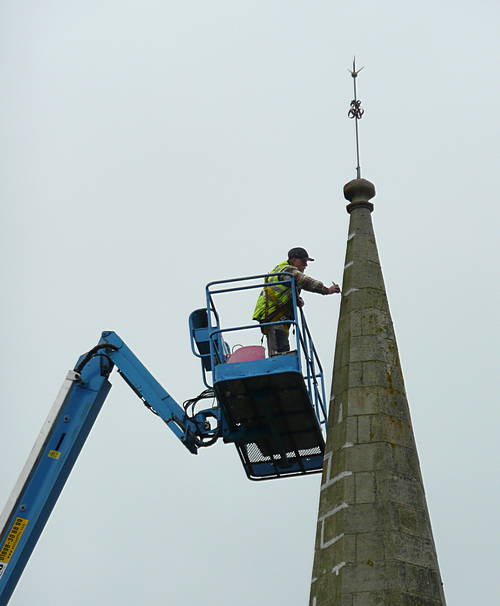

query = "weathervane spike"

[{"left": 348, "top": 57, "right": 365, "bottom": 179}]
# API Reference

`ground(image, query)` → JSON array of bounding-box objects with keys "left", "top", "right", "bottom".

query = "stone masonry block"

[
  {"left": 353, "top": 362, "right": 390, "bottom": 390},
  {"left": 338, "top": 562, "right": 445, "bottom": 604},
  {"left": 348, "top": 206, "right": 374, "bottom": 234},
  {"left": 327, "top": 416, "right": 358, "bottom": 455},
  {"left": 392, "top": 446, "right": 422, "bottom": 479},
  {"left": 320, "top": 452, "right": 332, "bottom": 486},
  {"left": 375, "top": 471, "right": 426, "bottom": 508},
  {"left": 343, "top": 533, "right": 357, "bottom": 563},
  {"left": 357, "top": 416, "right": 372, "bottom": 443},
  {"left": 385, "top": 364, "right": 406, "bottom": 393},
  {"left": 335, "top": 335, "right": 402, "bottom": 376},
  {"left": 334, "top": 397, "right": 346, "bottom": 424},
  {"left": 389, "top": 560, "right": 444, "bottom": 601},
  {"left": 361, "top": 308, "right": 395, "bottom": 339},
  {"left": 310, "top": 547, "right": 322, "bottom": 581},
  {"left": 347, "top": 208, "right": 370, "bottom": 234},
  {"left": 350, "top": 261, "right": 386, "bottom": 291},
  {"left": 396, "top": 503, "right": 432, "bottom": 538},
  {"left": 327, "top": 419, "right": 342, "bottom": 450},
  {"left": 370, "top": 414, "right": 415, "bottom": 448},
  {"left": 349, "top": 311, "right": 363, "bottom": 337},
  {"left": 321, "top": 512, "right": 343, "bottom": 551},
  {"left": 344, "top": 503, "right": 380, "bottom": 534},
  {"left": 320, "top": 510, "right": 348, "bottom": 562},
  {"left": 347, "top": 388, "right": 380, "bottom": 416},
  {"left": 321, "top": 472, "right": 355, "bottom": 510},
  {"left": 327, "top": 448, "right": 347, "bottom": 477},
  {"left": 386, "top": 531, "right": 439, "bottom": 569},
  {"left": 346, "top": 416, "right": 359, "bottom": 444},
  {"left": 356, "top": 531, "right": 385, "bottom": 564},
  {"left": 326, "top": 393, "right": 336, "bottom": 421},
  {"left": 344, "top": 288, "right": 390, "bottom": 314},
  {"left": 332, "top": 364, "right": 348, "bottom": 394},
  {"left": 347, "top": 362, "right": 364, "bottom": 386},
  {"left": 337, "top": 359, "right": 406, "bottom": 392},
  {"left": 335, "top": 338, "right": 353, "bottom": 369},
  {"left": 379, "top": 338, "right": 400, "bottom": 369},
  {"left": 344, "top": 442, "right": 393, "bottom": 473},
  {"left": 349, "top": 335, "right": 390, "bottom": 363},
  {"left": 321, "top": 516, "right": 356, "bottom": 562},
  {"left": 319, "top": 503, "right": 373, "bottom": 539},
  {"left": 311, "top": 569, "right": 341, "bottom": 605},
  {"left": 387, "top": 391, "right": 411, "bottom": 420},
  {"left": 355, "top": 471, "right": 376, "bottom": 503},
  {"left": 350, "top": 235, "right": 382, "bottom": 266},
  {"left": 342, "top": 562, "right": 387, "bottom": 593},
  {"left": 345, "top": 387, "right": 408, "bottom": 420},
  {"left": 318, "top": 476, "right": 355, "bottom": 519},
  {"left": 332, "top": 339, "right": 346, "bottom": 370},
  {"left": 363, "top": 360, "right": 393, "bottom": 388}
]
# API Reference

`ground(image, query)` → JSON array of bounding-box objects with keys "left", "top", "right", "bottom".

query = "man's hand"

[
  {"left": 298, "top": 296, "right": 305, "bottom": 307},
  {"left": 327, "top": 283, "right": 341, "bottom": 294}
]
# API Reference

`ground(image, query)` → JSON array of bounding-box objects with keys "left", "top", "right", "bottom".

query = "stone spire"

[{"left": 309, "top": 179, "right": 446, "bottom": 605}]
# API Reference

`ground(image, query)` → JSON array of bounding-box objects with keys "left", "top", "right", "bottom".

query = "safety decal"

[{"left": 0, "top": 517, "right": 29, "bottom": 567}]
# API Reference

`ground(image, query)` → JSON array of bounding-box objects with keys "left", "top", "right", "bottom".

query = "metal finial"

[{"left": 348, "top": 57, "right": 365, "bottom": 179}]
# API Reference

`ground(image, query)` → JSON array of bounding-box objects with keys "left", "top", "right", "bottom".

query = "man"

[{"left": 252, "top": 247, "right": 341, "bottom": 356}]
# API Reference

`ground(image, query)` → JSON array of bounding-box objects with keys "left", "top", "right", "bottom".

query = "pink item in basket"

[{"left": 226, "top": 345, "right": 266, "bottom": 364}]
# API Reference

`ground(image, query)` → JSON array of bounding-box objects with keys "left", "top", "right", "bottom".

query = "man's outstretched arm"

[{"left": 288, "top": 267, "right": 340, "bottom": 295}]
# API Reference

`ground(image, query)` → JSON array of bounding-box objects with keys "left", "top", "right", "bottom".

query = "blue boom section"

[
  {"left": 0, "top": 360, "right": 112, "bottom": 606},
  {"left": 0, "top": 334, "right": 213, "bottom": 606},
  {"left": 98, "top": 332, "right": 201, "bottom": 453}
]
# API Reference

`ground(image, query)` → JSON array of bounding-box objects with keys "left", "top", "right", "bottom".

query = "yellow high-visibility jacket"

[
  {"left": 253, "top": 260, "right": 330, "bottom": 324},
  {"left": 252, "top": 261, "right": 295, "bottom": 324}
]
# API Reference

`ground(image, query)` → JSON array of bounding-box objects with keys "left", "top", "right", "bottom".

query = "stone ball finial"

[{"left": 343, "top": 178, "right": 376, "bottom": 213}]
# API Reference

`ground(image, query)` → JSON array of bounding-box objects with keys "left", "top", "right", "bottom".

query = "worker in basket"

[{"left": 252, "top": 247, "right": 341, "bottom": 356}]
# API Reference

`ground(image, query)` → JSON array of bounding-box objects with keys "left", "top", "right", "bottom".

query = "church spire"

[{"left": 309, "top": 65, "right": 446, "bottom": 605}]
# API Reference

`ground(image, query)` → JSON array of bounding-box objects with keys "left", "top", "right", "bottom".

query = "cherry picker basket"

[{"left": 189, "top": 274, "right": 328, "bottom": 480}]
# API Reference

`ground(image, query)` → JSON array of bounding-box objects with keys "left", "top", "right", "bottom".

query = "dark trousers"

[{"left": 265, "top": 325, "right": 290, "bottom": 356}]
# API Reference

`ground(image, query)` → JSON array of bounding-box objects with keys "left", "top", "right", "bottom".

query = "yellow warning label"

[
  {"left": 0, "top": 517, "right": 29, "bottom": 563},
  {"left": 48, "top": 450, "right": 61, "bottom": 459}
]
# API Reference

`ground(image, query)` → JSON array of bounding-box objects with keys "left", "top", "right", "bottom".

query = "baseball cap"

[{"left": 288, "top": 247, "right": 315, "bottom": 261}]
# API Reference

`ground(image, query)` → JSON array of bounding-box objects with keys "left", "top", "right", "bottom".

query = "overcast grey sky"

[{"left": 1, "top": 1, "right": 498, "bottom": 605}]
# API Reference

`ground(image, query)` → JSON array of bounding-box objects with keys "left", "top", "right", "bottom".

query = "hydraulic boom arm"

[{"left": 0, "top": 331, "right": 215, "bottom": 606}]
